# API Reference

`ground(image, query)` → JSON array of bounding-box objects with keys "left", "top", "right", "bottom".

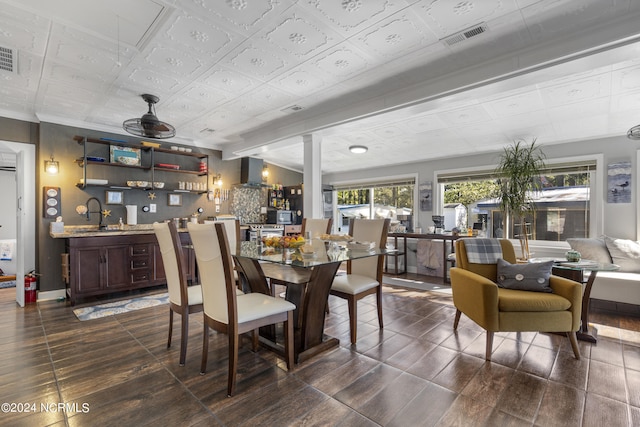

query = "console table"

[{"left": 387, "top": 233, "right": 462, "bottom": 281}]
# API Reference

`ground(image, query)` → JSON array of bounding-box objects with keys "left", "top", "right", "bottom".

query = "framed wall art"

[
  {"left": 607, "top": 161, "right": 631, "bottom": 204},
  {"left": 105, "top": 190, "right": 123, "bottom": 205},
  {"left": 420, "top": 181, "right": 433, "bottom": 211},
  {"left": 168, "top": 193, "right": 182, "bottom": 206}
]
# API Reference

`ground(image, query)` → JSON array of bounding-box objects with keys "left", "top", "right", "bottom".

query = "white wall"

[{"left": 324, "top": 134, "right": 638, "bottom": 242}]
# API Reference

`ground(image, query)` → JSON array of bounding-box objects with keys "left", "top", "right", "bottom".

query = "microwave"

[{"left": 267, "top": 209, "right": 294, "bottom": 225}]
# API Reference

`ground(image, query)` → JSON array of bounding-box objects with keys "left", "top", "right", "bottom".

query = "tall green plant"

[{"left": 495, "top": 140, "right": 546, "bottom": 259}]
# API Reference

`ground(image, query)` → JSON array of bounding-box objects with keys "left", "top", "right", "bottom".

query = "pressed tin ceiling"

[{"left": 1, "top": 0, "right": 640, "bottom": 173}]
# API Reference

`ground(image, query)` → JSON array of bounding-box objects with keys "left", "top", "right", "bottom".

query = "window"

[
  {"left": 334, "top": 178, "right": 415, "bottom": 234},
  {"left": 438, "top": 161, "right": 595, "bottom": 241}
]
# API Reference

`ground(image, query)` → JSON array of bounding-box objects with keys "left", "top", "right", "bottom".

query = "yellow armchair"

[{"left": 450, "top": 239, "right": 582, "bottom": 361}]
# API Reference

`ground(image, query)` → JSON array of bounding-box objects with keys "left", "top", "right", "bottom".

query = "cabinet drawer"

[
  {"left": 131, "top": 258, "right": 150, "bottom": 269},
  {"left": 132, "top": 245, "right": 150, "bottom": 255},
  {"left": 131, "top": 271, "right": 150, "bottom": 283}
]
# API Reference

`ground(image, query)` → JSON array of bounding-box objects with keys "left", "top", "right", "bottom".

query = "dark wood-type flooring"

[{"left": 1, "top": 273, "right": 639, "bottom": 426}]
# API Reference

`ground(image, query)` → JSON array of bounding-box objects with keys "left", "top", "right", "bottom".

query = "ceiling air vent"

[
  {"left": 0, "top": 46, "right": 17, "bottom": 74},
  {"left": 281, "top": 105, "right": 304, "bottom": 113},
  {"left": 442, "top": 23, "right": 488, "bottom": 46}
]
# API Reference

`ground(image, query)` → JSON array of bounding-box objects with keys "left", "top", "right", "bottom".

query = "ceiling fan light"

[
  {"left": 627, "top": 124, "right": 640, "bottom": 140},
  {"left": 349, "top": 145, "right": 368, "bottom": 154}
]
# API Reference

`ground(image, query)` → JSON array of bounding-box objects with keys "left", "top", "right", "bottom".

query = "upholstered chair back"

[
  {"left": 153, "top": 221, "right": 187, "bottom": 307},
  {"left": 188, "top": 223, "right": 236, "bottom": 324},
  {"left": 349, "top": 218, "right": 390, "bottom": 278},
  {"left": 301, "top": 218, "right": 332, "bottom": 238},
  {"left": 455, "top": 238, "right": 517, "bottom": 281}
]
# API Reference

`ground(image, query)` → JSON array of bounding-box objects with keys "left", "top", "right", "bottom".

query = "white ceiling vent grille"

[
  {"left": 281, "top": 105, "right": 304, "bottom": 112},
  {"left": 0, "top": 46, "right": 17, "bottom": 74},
  {"left": 442, "top": 23, "right": 488, "bottom": 46}
]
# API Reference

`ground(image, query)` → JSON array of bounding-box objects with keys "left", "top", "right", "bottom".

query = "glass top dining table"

[
  {"left": 237, "top": 239, "right": 391, "bottom": 266},
  {"left": 233, "top": 239, "right": 393, "bottom": 363}
]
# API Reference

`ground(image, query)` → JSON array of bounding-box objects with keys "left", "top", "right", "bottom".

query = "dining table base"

[{"left": 234, "top": 256, "right": 342, "bottom": 363}]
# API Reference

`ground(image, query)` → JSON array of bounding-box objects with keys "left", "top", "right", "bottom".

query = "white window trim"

[{"left": 433, "top": 153, "right": 604, "bottom": 248}]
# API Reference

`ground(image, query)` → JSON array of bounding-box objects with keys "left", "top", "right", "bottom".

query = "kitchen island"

[{"left": 51, "top": 225, "right": 196, "bottom": 305}]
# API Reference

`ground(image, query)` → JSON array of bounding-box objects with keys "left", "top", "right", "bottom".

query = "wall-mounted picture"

[
  {"left": 105, "top": 190, "right": 123, "bottom": 205},
  {"left": 168, "top": 193, "right": 182, "bottom": 206},
  {"left": 607, "top": 161, "right": 631, "bottom": 204},
  {"left": 110, "top": 145, "right": 141, "bottom": 166},
  {"left": 420, "top": 181, "right": 433, "bottom": 211}
]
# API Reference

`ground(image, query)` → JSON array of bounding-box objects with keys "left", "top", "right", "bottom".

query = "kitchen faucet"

[{"left": 85, "top": 197, "right": 106, "bottom": 230}]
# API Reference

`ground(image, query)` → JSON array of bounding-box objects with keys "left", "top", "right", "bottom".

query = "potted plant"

[{"left": 494, "top": 139, "right": 546, "bottom": 260}]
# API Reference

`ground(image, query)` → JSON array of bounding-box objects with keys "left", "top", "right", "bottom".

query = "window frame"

[{"left": 433, "top": 154, "right": 604, "bottom": 248}]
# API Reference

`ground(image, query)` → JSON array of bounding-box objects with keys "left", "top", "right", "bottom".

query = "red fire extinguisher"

[{"left": 25, "top": 271, "right": 37, "bottom": 304}]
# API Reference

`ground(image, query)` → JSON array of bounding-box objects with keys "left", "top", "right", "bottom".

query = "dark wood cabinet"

[{"left": 66, "top": 232, "right": 194, "bottom": 305}]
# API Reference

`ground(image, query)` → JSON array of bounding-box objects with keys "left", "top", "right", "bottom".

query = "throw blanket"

[{"left": 463, "top": 238, "right": 503, "bottom": 264}]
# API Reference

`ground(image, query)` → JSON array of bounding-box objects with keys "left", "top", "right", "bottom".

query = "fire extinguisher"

[{"left": 25, "top": 270, "right": 37, "bottom": 304}]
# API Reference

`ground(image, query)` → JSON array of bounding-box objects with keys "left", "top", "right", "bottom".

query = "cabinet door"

[
  {"left": 103, "top": 245, "right": 131, "bottom": 289},
  {"left": 152, "top": 243, "right": 166, "bottom": 284},
  {"left": 74, "top": 247, "right": 103, "bottom": 293}
]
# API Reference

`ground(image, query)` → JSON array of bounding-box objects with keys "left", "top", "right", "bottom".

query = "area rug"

[
  {"left": 0, "top": 280, "right": 16, "bottom": 289},
  {"left": 384, "top": 276, "right": 452, "bottom": 295},
  {"left": 73, "top": 292, "right": 169, "bottom": 321}
]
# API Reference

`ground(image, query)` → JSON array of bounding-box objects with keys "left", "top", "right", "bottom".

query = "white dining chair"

[
  {"left": 301, "top": 218, "right": 333, "bottom": 238},
  {"left": 330, "top": 218, "right": 390, "bottom": 344},
  {"left": 153, "top": 221, "right": 203, "bottom": 366},
  {"left": 188, "top": 222, "right": 295, "bottom": 396}
]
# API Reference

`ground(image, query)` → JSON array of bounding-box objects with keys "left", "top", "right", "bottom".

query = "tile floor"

[{"left": 0, "top": 275, "right": 638, "bottom": 426}]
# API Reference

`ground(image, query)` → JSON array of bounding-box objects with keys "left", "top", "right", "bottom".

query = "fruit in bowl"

[{"left": 262, "top": 235, "right": 305, "bottom": 248}]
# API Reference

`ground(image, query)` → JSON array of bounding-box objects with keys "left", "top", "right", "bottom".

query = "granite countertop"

[{"left": 49, "top": 224, "right": 189, "bottom": 238}]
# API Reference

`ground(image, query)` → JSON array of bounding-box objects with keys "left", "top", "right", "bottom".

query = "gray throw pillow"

[
  {"left": 603, "top": 236, "right": 640, "bottom": 273},
  {"left": 496, "top": 258, "right": 553, "bottom": 293},
  {"left": 566, "top": 237, "right": 612, "bottom": 264}
]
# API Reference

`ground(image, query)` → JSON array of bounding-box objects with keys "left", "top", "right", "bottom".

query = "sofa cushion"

[
  {"left": 566, "top": 237, "right": 612, "bottom": 264},
  {"left": 604, "top": 236, "right": 640, "bottom": 273},
  {"left": 498, "top": 288, "right": 571, "bottom": 312},
  {"left": 496, "top": 258, "right": 553, "bottom": 293}
]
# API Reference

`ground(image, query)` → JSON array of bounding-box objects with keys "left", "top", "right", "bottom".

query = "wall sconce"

[
  {"left": 213, "top": 173, "right": 223, "bottom": 187},
  {"left": 44, "top": 155, "right": 59, "bottom": 175},
  {"left": 262, "top": 165, "right": 269, "bottom": 181}
]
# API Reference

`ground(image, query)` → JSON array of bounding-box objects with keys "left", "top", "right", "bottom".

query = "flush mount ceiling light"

[
  {"left": 123, "top": 94, "right": 176, "bottom": 139},
  {"left": 627, "top": 123, "right": 640, "bottom": 140},
  {"left": 349, "top": 145, "right": 368, "bottom": 154}
]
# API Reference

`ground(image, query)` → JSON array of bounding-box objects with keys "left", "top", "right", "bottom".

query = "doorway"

[{"left": 0, "top": 141, "right": 35, "bottom": 307}]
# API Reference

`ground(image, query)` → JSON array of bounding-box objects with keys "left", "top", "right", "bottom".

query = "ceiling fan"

[{"left": 123, "top": 94, "right": 176, "bottom": 139}]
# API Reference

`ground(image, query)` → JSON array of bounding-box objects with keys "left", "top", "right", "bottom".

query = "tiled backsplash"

[{"left": 230, "top": 187, "right": 265, "bottom": 223}]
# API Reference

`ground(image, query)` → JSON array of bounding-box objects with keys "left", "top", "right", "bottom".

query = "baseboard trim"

[
  {"left": 37, "top": 289, "right": 66, "bottom": 302},
  {"left": 591, "top": 298, "right": 640, "bottom": 317}
]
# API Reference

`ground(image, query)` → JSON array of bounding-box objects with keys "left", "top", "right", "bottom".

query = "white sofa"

[{"left": 567, "top": 236, "right": 640, "bottom": 308}]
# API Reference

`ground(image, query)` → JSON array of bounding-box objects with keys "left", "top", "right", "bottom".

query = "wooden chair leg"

[
  {"left": 453, "top": 309, "right": 461, "bottom": 330},
  {"left": 376, "top": 285, "right": 383, "bottom": 329},
  {"left": 252, "top": 328, "right": 259, "bottom": 352},
  {"left": 228, "top": 332, "right": 239, "bottom": 397},
  {"left": 348, "top": 295, "right": 357, "bottom": 344},
  {"left": 200, "top": 322, "right": 209, "bottom": 375},
  {"left": 284, "top": 311, "right": 294, "bottom": 370},
  {"left": 167, "top": 308, "right": 174, "bottom": 348},
  {"left": 179, "top": 308, "right": 189, "bottom": 366},
  {"left": 485, "top": 331, "right": 494, "bottom": 361},
  {"left": 568, "top": 331, "right": 581, "bottom": 360}
]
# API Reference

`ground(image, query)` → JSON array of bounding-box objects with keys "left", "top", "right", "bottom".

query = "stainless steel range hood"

[{"left": 240, "top": 157, "right": 266, "bottom": 187}]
